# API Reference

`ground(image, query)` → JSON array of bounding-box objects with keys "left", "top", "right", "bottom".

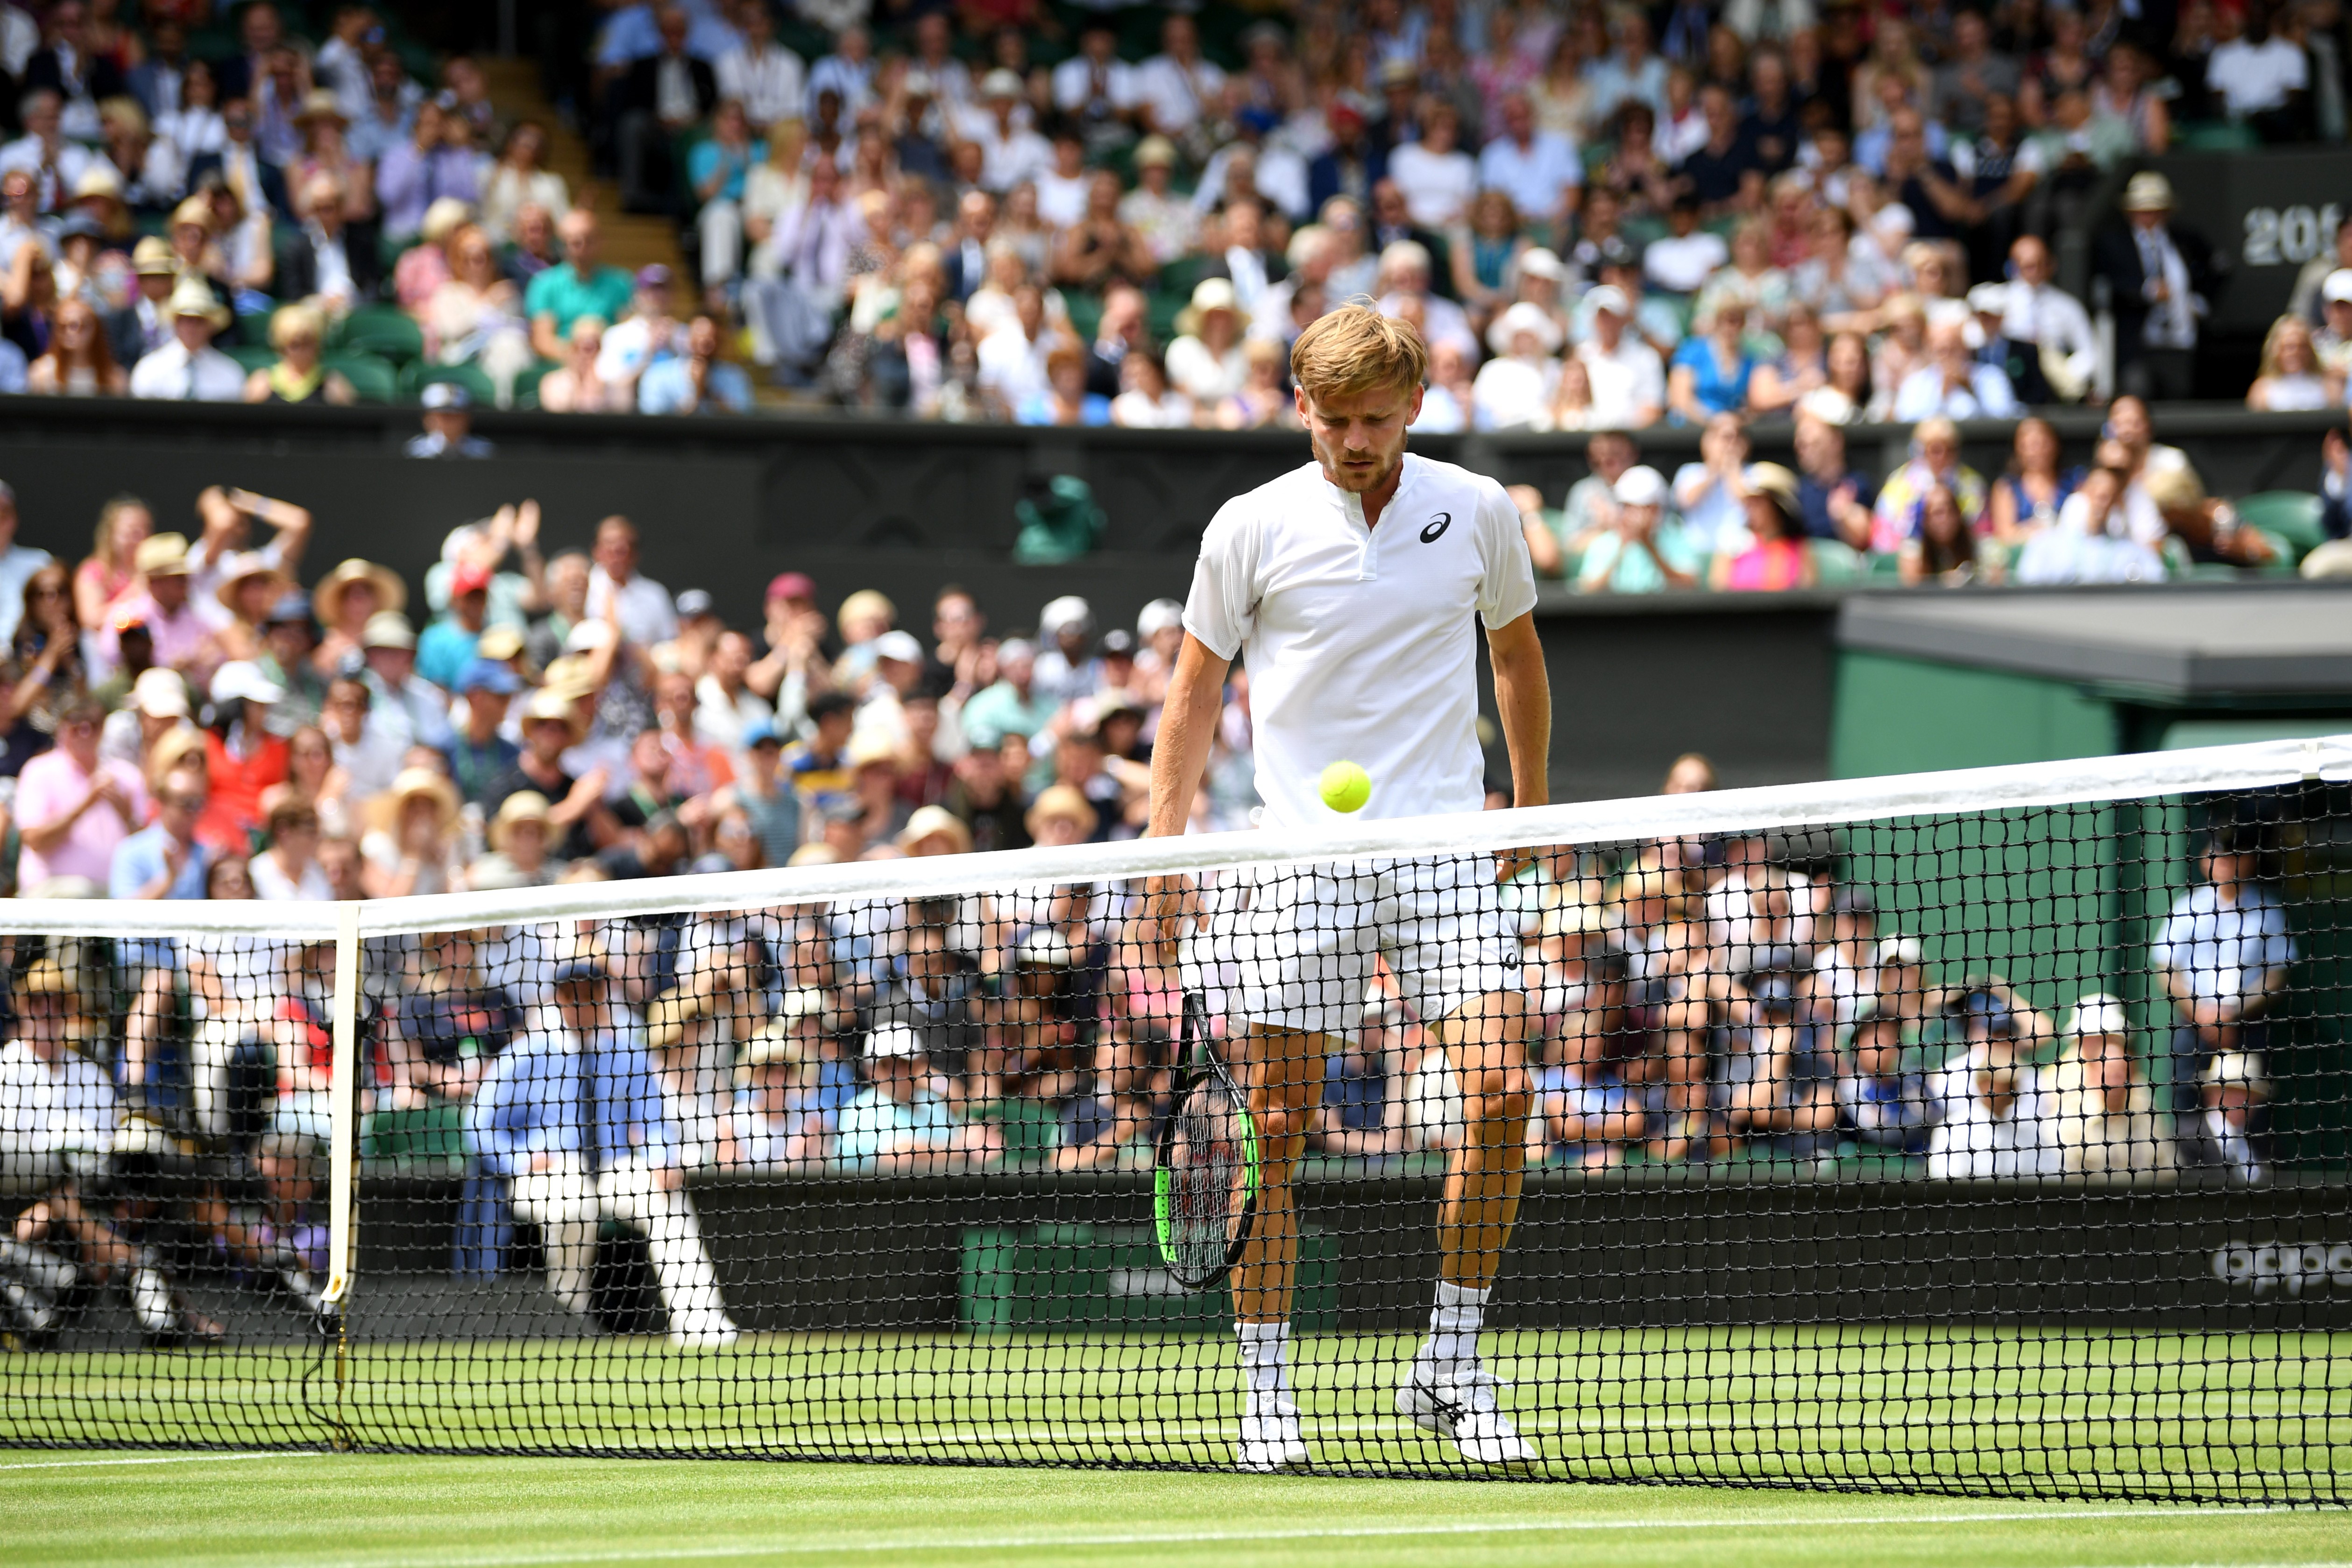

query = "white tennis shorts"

[{"left": 1231, "top": 856, "right": 1524, "bottom": 1038}]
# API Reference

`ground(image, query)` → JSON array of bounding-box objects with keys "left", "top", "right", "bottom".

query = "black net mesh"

[{"left": 1, "top": 776, "right": 2348, "bottom": 1500}]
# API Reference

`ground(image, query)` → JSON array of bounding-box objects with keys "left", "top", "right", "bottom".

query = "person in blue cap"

[
  {"left": 468, "top": 930, "right": 738, "bottom": 1347},
  {"left": 443, "top": 657, "right": 523, "bottom": 806}
]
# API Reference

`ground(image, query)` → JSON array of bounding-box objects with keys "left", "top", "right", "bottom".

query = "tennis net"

[{"left": 0, "top": 735, "right": 2348, "bottom": 1500}]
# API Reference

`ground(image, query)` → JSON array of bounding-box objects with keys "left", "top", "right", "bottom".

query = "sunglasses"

[{"left": 161, "top": 792, "right": 205, "bottom": 811}]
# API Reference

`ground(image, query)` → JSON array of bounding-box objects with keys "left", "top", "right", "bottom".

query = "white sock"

[
  {"left": 1423, "top": 1280, "right": 1489, "bottom": 1376},
  {"left": 1235, "top": 1320, "right": 1293, "bottom": 1407}
]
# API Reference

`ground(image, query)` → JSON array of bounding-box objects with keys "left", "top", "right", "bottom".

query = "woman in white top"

[
  {"left": 1163, "top": 276, "right": 1250, "bottom": 404},
  {"left": 1385, "top": 100, "right": 1478, "bottom": 230},
  {"left": 2246, "top": 313, "right": 2339, "bottom": 411},
  {"left": 249, "top": 790, "right": 333, "bottom": 902},
  {"left": 1472, "top": 302, "right": 1563, "bottom": 430},
  {"left": 156, "top": 58, "right": 228, "bottom": 167},
  {"left": 361, "top": 767, "right": 466, "bottom": 898},
  {"left": 477, "top": 121, "right": 570, "bottom": 247},
  {"left": 1109, "top": 350, "right": 1198, "bottom": 428}
]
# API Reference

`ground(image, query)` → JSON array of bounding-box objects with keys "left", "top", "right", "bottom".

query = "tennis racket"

[{"left": 1153, "top": 991, "right": 1259, "bottom": 1292}]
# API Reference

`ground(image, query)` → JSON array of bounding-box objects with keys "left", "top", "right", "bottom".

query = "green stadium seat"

[
  {"left": 404, "top": 361, "right": 498, "bottom": 406},
  {"left": 2175, "top": 120, "right": 2263, "bottom": 150},
  {"left": 225, "top": 344, "right": 276, "bottom": 376},
  {"left": 335, "top": 304, "right": 424, "bottom": 365},
  {"left": 510, "top": 361, "right": 551, "bottom": 410},
  {"left": 1809, "top": 537, "right": 1866, "bottom": 584},
  {"left": 325, "top": 351, "right": 398, "bottom": 404},
  {"left": 978, "top": 1097, "right": 1062, "bottom": 1169},
  {"left": 2234, "top": 491, "right": 2325, "bottom": 559},
  {"left": 1062, "top": 289, "right": 1105, "bottom": 344}
]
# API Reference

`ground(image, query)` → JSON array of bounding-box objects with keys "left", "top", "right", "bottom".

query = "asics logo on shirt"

[{"left": 1419, "top": 513, "right": 1451, "bottom": 543}]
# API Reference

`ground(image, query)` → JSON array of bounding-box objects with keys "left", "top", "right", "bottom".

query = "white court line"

[
  {"left": 152, "top": 1505, "right": 2312, "bottom": 1568},
  {"left": 0, "top": 1450, "right": 327, "bottom": 1472}
]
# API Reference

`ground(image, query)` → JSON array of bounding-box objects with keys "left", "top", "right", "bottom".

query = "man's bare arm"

[
  {"left": 1145, "top": 631, "right": 1232, "bottom": 839},
  {"left": 1487, "top": 610, "right": 1550, "bottom": 811}
]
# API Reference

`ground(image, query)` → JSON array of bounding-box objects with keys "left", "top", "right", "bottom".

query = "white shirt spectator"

[
  {"left": 1644, "top": 229, "right": 1730, "bottom": 294},
  {"left": 2001, "top": 281, "right": 2097, "bottom": 393},
  {"left": 964, "top": 114, "right": 1053, "bottom": 194},
  {"left": 129, "top": 338, "right": 246, "bottom": 401},
  {"left": 1051, "top": 55, "right": 1138, "bottom": 116},
  {"left": 1376, "top": 290, "right": 1479, "bottom": 362},
  {"left": 1388, "top": 138, "right": 1478, "bottom": 228},
  {"left": 2153, "top": 882, "right": 2296, "bottom": 1004},
  {"left": 977, "top": 323, "right": 1055, "bottom": 406},
  {"left": 806, "top": 50, "right": 876, "bottom": 119},
  {"left": 0, "top": 1035, "right": 120, "bottom": 1156},
  {"left": 1925, "top": 1047, "right": 2060, "bottom": 1180},
  {"left": 1577, "top": 336, "right": 1667, "bottom": 426},
  {"left": 2013, "top": 495, "right": 2167, "bottom": 584},
  {"left": 0, "top": 541, "right": 53, "bottom": 644},
  {"left": 0, "top": 134, "right": 98, "bottom": 208},
  {"left": 1134, "top": 51, "right": 1226, "bottom": 136},
  {"left": 2206, "top": 34, "right": 2308, "bottom": 117},
  {"left": 1192, "top": 139, "right": 1310, "bottom": 222},
  {"left": 1892, "top": 361, "right": 2020, "bottom": 421},
  {"left": 1110, "top": 387, "right": 1196, "bottom": 428},
  {"left": 717, "top": 41, "right": 806, "bottom": 129},
  {"left": 587, "top": 566, "right": 680, "bottom": 649},
  {"left": 249, "top": 852, "right": 333, "bottom": 901},
  {"left": 1035, "top": 167, "right": 1090, "bottom": 231},
  {"left": 1409, "top": 383, "right": 1468, "bottom": 432},
  {"left": 1471, "top": 354, "right": 1557, "bottom": 430},
  {"left": 1475, "top": 129, "right": 1582, "bottom": 222},
  {"left": 597, "top": 315, "right": 680, "bottom": 385},
  {"left": 1162, "top": 333, "right": 1247, "bottom": 403}
]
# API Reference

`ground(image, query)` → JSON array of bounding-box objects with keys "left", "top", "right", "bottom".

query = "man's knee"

[{"left": 1462, "top": 1063, "right": 1534, "bottom": 1126}]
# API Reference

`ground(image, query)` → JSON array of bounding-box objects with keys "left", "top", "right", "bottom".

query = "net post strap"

[{"left": 325, "top": 900, "right": 360, "bottom": 1310}]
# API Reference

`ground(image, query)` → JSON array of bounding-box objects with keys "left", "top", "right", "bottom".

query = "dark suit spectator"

[
  {"left": 210, "top": 1, "right": 290, "bottom": 107},
  {"left": 2094, "top": 171, "right": 2224, "bottom": 402},
  {"left": 1307, "top": 104, "right": 1389, "bottom": 215},
  {"left": 105, "top": 237, "right": 180, "bottom": 369},
  {"left": 276, "top": 172, "right": 380, "bottom": 313},
  {"left": 615, "top": 6, "right": 717, "bottom": 216},
  {"left": 21, "top": 1, "right": 127, "bottom": 144},
  {"left": 184, "top": 99, "right": 292, "bottom": 221},
  {"left": 941, "top": 190, "right": 996, "bottom": 304}
]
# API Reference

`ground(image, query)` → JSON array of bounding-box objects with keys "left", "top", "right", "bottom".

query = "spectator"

[
  {"left": 248, "top": 786, "right": 330, "bottom": 900},
  {"left": 1711, "top": 463, "right": 1816, "bottom": 590},
  {"left": 2200, "top": 1050, "right": 2272, "bottom": 1185},
  {"left": 97, "top": 531, "right": 207, "bottom": 685},
  {"left": 2247, "top": 314, "right": 2338, "bottom": 410},
  {"left": 638, "top": 313, "right": 751, "bottom": 415},
  {"left": 15, "top": 694, "right": 142, "bottom": 888},
  {"left": 1476, "top": 91, "right": 1582, "bottom": 233},
  {"left": 127, "top": 277, "right": 241, "bottom": 401},
  {"left": 584, "top": 516, "right": 675, "bottom": 648},
  {"left": 1570, "top": 284, "right": 1665, "bottom": 428},
  {"left": 2205, "top": 0, "right": 2310, "bottom": 141},
  {"left": 1164, "top": 277, "right": 1249, "bottom": 407},
  {"left": 1472, "top": 302, "right": 1562, "bottom": 430},
  {"left": 1666, "top": 301, "right": 1757, "bottom": 422},
  {"left": 405, "top": 382, "right": 494, "bottom": 459},
  {"left": 243, "top": 302, "right": 354, "bottom": 406},
  {"left": 2044, "top": 993, "right": 2177, "bottom": 1181},
  {"left": 1925, "top": 983, "right": 2060, "bottom": 1180},
  {"left": 1986, "top": 415, "right": 2076, "bottom": 544},
  {"left": 743, "top": 154, "right": 864, "bottom": 384},
  {"left": 1999, "top": 235, "right": 2097, "bottom": 404},
  {"left": 1871, "top": 417, "right": 1987, "bottom": 555},
  {"left": 2013, "top": 465, "right": 2167, "bottom": 585},
  {"left": 2095, "top": 172, "right": 2222, "bottom": 403},
  {"left": 1389, "top": 99, "right": 1478, "bottom": 230},
  {"left": 27, "top": 296, "right": 126, "bottom": 396},
  {"left": 1835, "top": 1003, "right": 1935, "bottom": 1156},
  {"left": 1576, "top": 464, "right": 1700, "bottom": 593},
  {"left": 537, "top": 314, "right": 627, "bottom": 413},
  {"left": 444, "top": 658, "right": 521, "bottom": 807},
  {"left": 2153, "top": 823, "right": 2295, "bottom": 1160},
  {"left": 469, "top": 933, "right": 737, "bottom": 1346},
  {"left": 1892, "top": 318, "right": 2020, "bottom": 421},
  {"left": 109, "top": 761, "right": 209, "bottom": 900},
  {"left": 477, "top": 121, "right": 567, "bottom": 248},
  {"left": 0, "top": 487, "right": 57, "bottom": 647},
  {"left": 717, "top": 4, "right": 803, "bottom": 135}
]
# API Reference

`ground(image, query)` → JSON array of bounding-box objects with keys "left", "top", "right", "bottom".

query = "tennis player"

[{"left": 1146, "top": 305, "right": 1551, "bottom": 1472}]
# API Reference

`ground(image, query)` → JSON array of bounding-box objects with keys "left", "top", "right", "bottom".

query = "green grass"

[
  {"left": 4, "top": 1328, "right": 2348, "bottom": 1501},
  {"left": 2, "top": 1453, "right": 2349, "bottom": 1568}
]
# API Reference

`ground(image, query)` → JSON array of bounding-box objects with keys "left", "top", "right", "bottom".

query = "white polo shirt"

[{"left": 1183, "top": 453, "right": 1537, "bottom": 831}]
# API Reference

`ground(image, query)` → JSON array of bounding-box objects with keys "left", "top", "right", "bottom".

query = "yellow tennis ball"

[{"left": 1319, "top": 760, "right": 1372, "bottom": 814}]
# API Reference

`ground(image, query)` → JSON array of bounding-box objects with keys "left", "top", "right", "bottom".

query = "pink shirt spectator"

[
  {"left": 15, "top": 748, "right": 147, "bottom": 888},
  {"left": 95, "top": 594, "right": 213, "bottom": 681}
]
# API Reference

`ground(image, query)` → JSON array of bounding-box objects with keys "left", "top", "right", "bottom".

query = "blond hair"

[{"left": 1289, "top": 304, "right": 1429, "bottom": 406}]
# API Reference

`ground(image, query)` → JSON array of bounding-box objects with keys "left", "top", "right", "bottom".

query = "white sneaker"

[
  {"left": 1397, "top": 1356, "right": 1538, "bottom": 1468},
  {"left": 668, "top": 1315, "right": 740, "bottom": 1349},
  {"left": 1234, "top": 1398, "right": 1311, "bottom": 1473}
]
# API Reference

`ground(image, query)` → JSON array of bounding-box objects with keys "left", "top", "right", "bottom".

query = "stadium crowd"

[
  {"left": 0, "top": 472, "right": 2297, "bottom": 1338},
  {"left": 0, "top": 0, "right": 2341, "bottom": 428}
]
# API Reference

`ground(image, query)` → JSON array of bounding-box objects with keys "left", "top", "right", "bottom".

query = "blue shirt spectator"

[
  {"left": 1474, "top": 96, "right": 1581, "bottom": 225},
  {"left": 638, "top": 351, "right": 752, "bottom": 414},
  {"left": 468, "top": 1024, "right": 679, "bottom": 1180}
]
